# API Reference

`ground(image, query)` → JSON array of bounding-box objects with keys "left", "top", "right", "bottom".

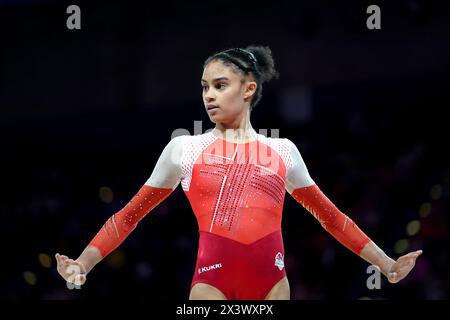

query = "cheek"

[{"left": 223, "top": 88, "right": 243, "bottom": 104}]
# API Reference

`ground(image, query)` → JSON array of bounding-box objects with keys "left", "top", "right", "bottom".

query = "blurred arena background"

[{"left": 0, "top": 0, "right": 449, "bottom": 300}]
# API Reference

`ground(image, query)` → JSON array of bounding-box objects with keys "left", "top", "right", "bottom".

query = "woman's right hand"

[{"left": 55, "top": 253, "right": 87, "bottom": 287}]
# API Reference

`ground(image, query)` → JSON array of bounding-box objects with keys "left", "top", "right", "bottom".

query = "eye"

[
  {"left": 201, "top": 85, "right": 208, "bottom": 91},
  {"left": 215, "top": 83, "right": 226, "bottom": 89}
]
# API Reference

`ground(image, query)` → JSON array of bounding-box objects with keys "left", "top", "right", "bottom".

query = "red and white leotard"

[{"left": 89, "top": 130, "right": 371, "bottom": 299}]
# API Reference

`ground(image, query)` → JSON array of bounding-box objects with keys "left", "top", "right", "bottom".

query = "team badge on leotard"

[{"left": 274, "top": 252, "right": 285, "bottom": 270}]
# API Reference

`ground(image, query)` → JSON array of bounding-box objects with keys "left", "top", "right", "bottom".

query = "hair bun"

[{"left": 246, "top": 45, "right": 279, "bottom": 83}]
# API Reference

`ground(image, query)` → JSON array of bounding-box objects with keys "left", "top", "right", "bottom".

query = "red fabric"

[
  {"left": 185, "top": 139, "right": 289, "bottom": 298},
  {"left": 89, "top": 185, "right": 172, "bottom": 258},
  {"left": 291, "top": 184, "right": 371, "bottom": 255},
  {"left": 185, "top": 139, "right": 286, "bottom": 244},
  {"left": 191, "top": 230, "right": 286, "bottom": 300}
]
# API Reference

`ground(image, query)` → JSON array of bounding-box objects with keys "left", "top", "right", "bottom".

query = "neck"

[{"left": 213, "top": 108, "right": 256, "bottom": 143}]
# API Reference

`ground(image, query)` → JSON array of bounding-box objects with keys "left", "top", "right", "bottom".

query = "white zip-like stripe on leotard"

[
  {"left": 209, "top": 144, "right": 239, "bottom": 232},
  {"left": 209, "top": 176, "right": 228, "bottom": 232}
]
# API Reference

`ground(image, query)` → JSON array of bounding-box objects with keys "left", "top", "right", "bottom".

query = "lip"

[{"left": 206, "top": 104, "right": 219, "bottom": 111}]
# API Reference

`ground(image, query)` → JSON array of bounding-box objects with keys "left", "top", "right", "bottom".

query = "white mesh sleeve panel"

[
  {"left": 181, "top": 132, "right": 217, "bottom": 191},
  {"left": 256, "top": 134, "right": 290, "bottom": 162},
  {"left": 180, "top": 132, "right": 218, "bottom": 191},
  {"left": 144, "top": 135, "right": 186, "bottom": 189},
  {"left": 285, "top": 138, "right": 315, "bottom": 193},
  {"left": 256, "top": 134, "right": 292, "bottom": 177}
]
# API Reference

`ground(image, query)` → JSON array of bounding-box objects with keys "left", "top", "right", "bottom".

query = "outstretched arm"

[
  {"left": 285, "top": 139, "right": 422, "bottom": 283},
  {"left": 55, "top": 135, "right": 186, "bottom": 286}
]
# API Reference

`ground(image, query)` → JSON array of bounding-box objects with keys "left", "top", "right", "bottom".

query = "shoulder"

[
  {"left": 177, "top": 130, "right": 217, "bottom": 150},
  {"left": 256, "top": 134, "right": 295, "bottom": 154},
  {"left": 162, "top": 135, "right": 186, "bottom": 155},
  {"left": 166, "top": 132, "right": 209, "bottom": 149},
  {"left": 256, "top": 134, "right": 294, "bottom": 168},
  {"left": 176, "top": 131, "right": 217, "bottom": 163}
]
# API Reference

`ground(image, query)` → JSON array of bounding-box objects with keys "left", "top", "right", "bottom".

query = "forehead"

[{"left": 202, "top": 60, "right": 240, "bottom": 81}]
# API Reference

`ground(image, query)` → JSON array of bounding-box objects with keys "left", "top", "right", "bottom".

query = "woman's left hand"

[{"left": 387, "top": 250, "right": 423, "bottom": 284}]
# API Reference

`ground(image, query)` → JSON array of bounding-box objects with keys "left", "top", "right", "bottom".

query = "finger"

[
  {"left": 57, "top": 255, "right": 65, "bottom": 268},
  {"left": 403, "top": 255, "right": 416, "bottom": 263},
  {"left": 408, "top": 250, "right": 422, "bottom": 257},
  {"left": 60, "top": 256, "right": 69, "bottom": 266},
  {"left": 388, "top": 272, "right": 398, "bottom": 283},
  {"left": 400, "top": 253, "right": 419, "bottom": 263},
  {"left": 408, "top": 254, "right": 421, "bottom": 263},
  {"left": 75, "top": 274, "right": 86, "bottom": 285}
]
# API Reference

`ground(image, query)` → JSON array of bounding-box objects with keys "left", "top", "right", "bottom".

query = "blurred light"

[
  {"left": 23, "top": 271, "right": 37, "bottom": 285},
  {"left": 358, "top": 296, "right": 372, "bottom": 300},
  {"left": 106, "top": 250, "right": 125, "bottom": 269},
  {"left": 136, "top": 262, "right": 153, "bottom": 279},
  {"left": 394, "top": 239, "right": 409, "bottom": 255},
  {"left": 38, "top": 253, "right": 52, "bottom": 268},
  {"left": 430, "top": 184, "right": 442, "bottom": 200},
  {"left": 99, "top": 186, "right": 114, "bottom": 203},
  {"left": 406, "top": 220, "right": 421, "bottom": 236},
  {"left": 419, "top": 202, "right": 431, "bottom": 218}
]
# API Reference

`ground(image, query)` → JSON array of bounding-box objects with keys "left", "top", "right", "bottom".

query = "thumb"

[
  {"left": 388, "top": 271, "right": 398, "bottom": 282},
  {"left": 74, "top": 273, "right": 86, "bottom": 286}
]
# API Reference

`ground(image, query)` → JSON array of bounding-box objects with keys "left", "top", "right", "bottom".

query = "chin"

[{"left": 208, "top": 114, "right": 224, "bottom": 124}]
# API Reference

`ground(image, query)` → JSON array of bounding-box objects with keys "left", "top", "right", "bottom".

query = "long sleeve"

[
  {"left": 285, "top": 139, "right": 370, "bottom": 255},
  {"left": 88, "top": 135, "right": 186, "bottom": 258}
]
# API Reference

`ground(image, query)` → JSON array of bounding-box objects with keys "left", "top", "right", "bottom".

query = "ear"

[{"left": 243, "top": 81, "right": 257, "bottom": 100}]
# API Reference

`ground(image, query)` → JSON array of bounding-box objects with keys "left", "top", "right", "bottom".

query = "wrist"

[
  {"left": 359, "top": 241, "right": 395, "bottom": 277},
  {"left": 380, "top": 257, "right": 395, "bottom": 277},
  {"left": 77, "top": 246, "right": 102, "bottom": 274}
]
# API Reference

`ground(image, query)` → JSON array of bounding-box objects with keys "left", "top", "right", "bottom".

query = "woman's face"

[{"left": 201, "top": 60, "right": 256, "bottom": 124}]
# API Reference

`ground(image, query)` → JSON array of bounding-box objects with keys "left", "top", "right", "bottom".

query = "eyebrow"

[{"left": 201, "top": 77, "right": 229, "bottom": 83}]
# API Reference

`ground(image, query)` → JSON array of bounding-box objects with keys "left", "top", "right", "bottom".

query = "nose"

[{"left": 204, "top": 89, "right": 215, "bottom": 102}]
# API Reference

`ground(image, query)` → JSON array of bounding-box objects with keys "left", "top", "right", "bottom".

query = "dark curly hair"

[{"left": 203, "top": 45, "right": 279, "bottom": 110}]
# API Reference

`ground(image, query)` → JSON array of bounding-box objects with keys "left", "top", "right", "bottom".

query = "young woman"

[{"left": 55, "top": 46, "right": 422, "bottom": 300}]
